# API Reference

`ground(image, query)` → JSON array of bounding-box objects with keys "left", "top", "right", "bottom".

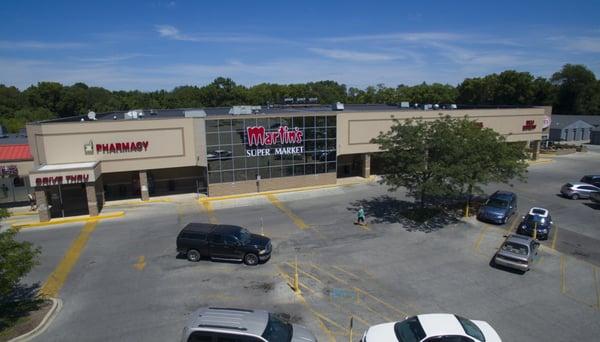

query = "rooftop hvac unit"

[
  {"left": 332, "top": 102, "right": 345, "bottom": 111},
  {"left": 308, "top": 97, "right": 319, "bottom": 103},
  {"left": 124, "top": 110, "right": 140, "bottom": 120},
  {"left": 284, "top": 97, "right": 294, "bottom": 104},
  {"left": 296, "top": 97, "right": 306, "bottom": 103},
  {"left": 450, "top": 104, "right": 458, "bottom": 109},
  {"left": 87, "top": 111, "right": 97, "bottom": 120},
  {"left": 424, "top": 104, "right": 433, "bottom": 110},
  {"left": 185, "top": 110, "right": 207, "bottom": 118},
  {"left": 433, "top": 104, "right": 440, "bottom": 110},
  {"left": 229, "top": 106, "right": 261, "bottom": 115},
  {"left": 400, "top": 101, "right": 410, "bottom": 108}
]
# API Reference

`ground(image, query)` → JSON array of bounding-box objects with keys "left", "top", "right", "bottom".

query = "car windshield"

[
  {"left": 524, "top": 214, "right": 547, "bottom": 224},
  {"left": 261, "top": 313, "right": 292, "bottom": 342},
  {"left": 394, "top": 316, "right": 426, "bottom": 342},
  {"left": 486, "top": 198, "right": 508, "bottom": 209},
  {"left": 456, "top": 315, "right": 485, "bottom": 342},
  {"left": 501, "top": 241, "right": 529, "bottom": 255},
  {"left": 236, "top": 228, "right": 252, "bottom": 245}
]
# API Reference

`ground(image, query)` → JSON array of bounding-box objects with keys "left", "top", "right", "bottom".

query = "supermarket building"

[{"left": 25, "top": 104, "right": 549, "bottom": 221}]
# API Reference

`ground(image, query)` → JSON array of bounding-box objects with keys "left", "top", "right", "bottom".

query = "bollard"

[
  {"left": 464, "top": 201, "right": 469, "bottom": 218},
  {"left": 533, "top": 222, "right": 537, "bottom": 240},
  {"left": 349, "top": 316, "right": 354, "bottom": 342},
  {"left": 294, "top": 255, "right": 301, "bottom": 294}
]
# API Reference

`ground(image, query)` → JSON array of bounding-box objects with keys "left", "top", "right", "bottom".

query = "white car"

[{"left": 361, "top": 314, "right": 501, "bottom": 342}]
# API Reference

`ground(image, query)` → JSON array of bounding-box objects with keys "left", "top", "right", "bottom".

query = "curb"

[
  {"left": 11, "top": 211, "right": 125, "bottom": 230},
  {"left": 201, "top": 177, "right": 377, "bottom": 203},
  {"left": 104, "top": 198, "right": 173, "bottom": 207},
  {"left": 8, "top": 297, "right": 62, "bottom": 342}
]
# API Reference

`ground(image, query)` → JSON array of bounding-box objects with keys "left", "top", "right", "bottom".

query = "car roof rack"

[{"left": 197, "top": 324, "right": 247, "bottom": 331}]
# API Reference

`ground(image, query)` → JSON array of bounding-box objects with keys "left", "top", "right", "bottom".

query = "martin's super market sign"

[{"left": 245, "top": 125, "right": 305, "bottom": 156}]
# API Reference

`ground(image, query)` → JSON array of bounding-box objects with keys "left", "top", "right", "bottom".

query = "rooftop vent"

[
  {"left": 400, "top": 102, "right": 410, "bottom": 108},
  {"left": 184, "top": 110, "right": 207, "bottom": 118},
  {"left": 87, "top": 111, "right": 97, "bottom": 120},
  {"left": 332, "top": 102, "right": 344, "bottom": 111},
  {"left": 124, "top": 110, "right": 142, "bottom": 120},
  {"left": 229, "top": 106, "right": 261, "bottom": 115}
]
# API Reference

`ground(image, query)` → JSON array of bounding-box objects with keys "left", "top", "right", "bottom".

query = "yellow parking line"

[
  {"left": 506, "top": 215, "right": 519, "bottom": 234},
  {"left": 310, "top": 263, "right": 410, "bottom": 317},
  {"left": 473, "top": 225, "right": 490, "bottom": 252},
  {"left": 200, "top": 200, "right": 219, "bottom": 224},
  {"left": 40, "top": 220, "right": 99, "bottom": 298},
  {"left": 560, "top": 255, "right": 566, "bottom": 294},
  {"left": 266, "top": 194, "right": 308, "bottom": 230},
  {"left": 133, "top": 256, "right": 146, "bottom": 271},
  {"left": 283, "top": 262, "right": 323, "bottom": 284},
  {"left": 332, "top": 265, "right": 360, "bottom": 279},
  {"left": 551, "top": 226, "right": 559, "bottom": 250}
]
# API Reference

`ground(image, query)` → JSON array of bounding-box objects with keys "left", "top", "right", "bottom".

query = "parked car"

[
  {"left": 493, "top": 234, "right": 539, "bottom": 273},
  {"left": 517, "top": 207, "right": 553, "bottom": 240},
  {"left": 591, "top": 191, "right": 600, "bottom": 204},
  {"left": 176, "top": 223, "right": 271, "bottom": 265},
  {"left": 560, "top": 182, "right": 600, "bottom": 199},
  {"left": 476, "top": 191, "right": 517, "bottom": 224},
  {"left": 360, "top": 313, "right": 501, "bottom": 342},
  {"left": 580, "top": 175, "right": 600, "bottom": 187},
  {"left": 181, "top": 307, "right": 317, "bottom": 342}
]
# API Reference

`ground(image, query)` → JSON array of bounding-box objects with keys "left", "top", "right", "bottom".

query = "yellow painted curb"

[
  {"left": 8, "top": 211, "right": 39, "bottom": 217},
  {"left": 200, "top": 178, "right": 375, "bottom": 203},
  {"left": 11, "top": 211, "right": 125, "bottom": 230},
  {"left": 105, "top": 198, "right": 172, "bottom": 207}
]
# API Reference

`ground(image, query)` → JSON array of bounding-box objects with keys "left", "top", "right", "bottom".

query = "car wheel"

[
  {"left": 571, "top": 194, "right": 579, "bottom": 200},
  {"left": 244, "top": 253, "right": 259, "bottom": 266},
  {"left": 187, "top": 249, "right": 201, "bottom": 262}
]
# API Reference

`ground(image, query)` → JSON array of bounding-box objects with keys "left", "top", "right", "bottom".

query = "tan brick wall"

[{"left": 208, "top": 173, "right": 336, "bottom": 197}]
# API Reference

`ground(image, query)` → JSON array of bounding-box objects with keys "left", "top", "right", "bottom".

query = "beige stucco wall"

[
  {"left": 336, "top": 107, "right": 547, "bottom": 156},
  {"left": 27, "top": 118, "right": 206, "bottom": 173}
]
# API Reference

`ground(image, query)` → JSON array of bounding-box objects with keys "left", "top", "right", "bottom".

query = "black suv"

[
  {"left": 176, "top": 223, "right": 271, "bottom": 265},
  {"left": 580, "top": 175, "right": 600, "bottom": 187}
]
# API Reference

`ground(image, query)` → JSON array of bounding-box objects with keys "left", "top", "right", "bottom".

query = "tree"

[
  {"left": 372, "top": 115, "right": 529, "bottom": 212},
  {"left": 0, "top": 209, "right": 41, "bottom": 298},
  {"left": 551, "top": 64, "right": 598, "bottom": 114},
  {"left": 371, "top": 116, "right": 461, "bottom": 209}
]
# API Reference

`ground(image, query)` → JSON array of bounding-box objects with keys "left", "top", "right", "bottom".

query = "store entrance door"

[{"left": 47, "top": 184, "right": 89, "bottom": 218}]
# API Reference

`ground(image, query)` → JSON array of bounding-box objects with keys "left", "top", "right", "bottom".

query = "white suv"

[{"left": 181, "top": 307, "right": 317, "bottom": 342}]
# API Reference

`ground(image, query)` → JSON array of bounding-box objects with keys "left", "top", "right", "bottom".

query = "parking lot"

[{"left": 13, "top": 148, "right": 600, "bottom": 342}]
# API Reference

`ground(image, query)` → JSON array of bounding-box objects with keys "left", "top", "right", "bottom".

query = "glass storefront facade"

[{"left": 206, "top": 115, "right": 337, "bottom": 184}]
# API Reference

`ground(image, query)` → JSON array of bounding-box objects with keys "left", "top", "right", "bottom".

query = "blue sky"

[{"left": 1, "top": 0, "right": 599, "bottom": 90}]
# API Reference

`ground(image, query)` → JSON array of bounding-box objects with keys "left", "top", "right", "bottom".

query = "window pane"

[
  {"left": 327, "top": 115, "right": 336, "bottom": 126},
  {"left": 208, "top": 160, "right": 220, "bottom": 172},
  {"left": 232, "top": 132, "right": 245, "bottom": 145},
  {"left": 222, "top": 171, "right": 234, "bottom": 183},
  {"left": 316, "top": 128, "right": 326, "bottom": 139},
  {"left": 268, "top": 117, "right": 281, "bottom": 129},
  {"left": 234, "top": 169, "right": 247, "bottom": 182},
  {"left": 256, "top": 118, "right": 268, "bottom": 128},
  {"left": 209, "top": 172, "right": 221, "bottom": 184},
  {"left": 219, "top": 132, "right": 232, "bottom": 145},
  {"left": 247, "top": 168, "right": 259, "bottom": 180},
  {"left": 259, "top": 167, "right": 270, "bottom": 179},
  {"left": 327, "top": 162, "right": 337, "bottom": 173},
  {"left": 232, "top": 119, "right": 244, "bottom": 131},
  {"left": 233, "top": 157, "right": 246, "bottom": 169},
  {"left": 282, "top": 155, "right": 294, "bottom": 165},
  {"left": 206, "top": 133, "right": 219, "bottom": 146},
  {"left": 221, "top": 158, "right": 233, "bottom": 170},
  {"left": 316, "top": 116, "right": 326, "bottom": 126},
  {"left": 327, "top": 127, "right": 336, "bottom": 138},
  {"left": 316, "top": 151, "right": 328, "bottom": 162},
  {"left": 305, "top": 116, "right": 315, "bottom": 128},
  {"left": 282, "top": 165, "right": 294, "bottom": 177},
  {"left": 292, "top": 116, "right": 304, "bottom": 128},
  {"left": 270, "top": 166, "right": 282, "bottom": 178},
  {"left": 206, "top": 120, "right": 219, "bottom": 133},
  {"left": 305, "top": 140, "right": 315, "bottom": 152},
  {"left": 305, "top": 163, "right": 315, "bottom": 175},
  {"left": 305, "top": 151, "right": 316, "bottom": 163},
  {"left": 246, "top": 156, "right": 258, "bottom": 168},
  {"left": 316, "top": 163, "right": 326, "bottom": 174},
  {"left": 316, "top": 140, "right": 326, "bottom": 151},
  {"left": 232, "top": 144, "right": 246, "bottom": 157},
  {"left": 219, "top": 119, "right": 232, "bottom": 132},
  {"left": 258, "top": 156, "right": 271, "bottom": 168},
  {"left": 327, "top": 150, "right": 337, "bottom": 162},
  {"left": 327, "top": 139, "right": 337, "bottom": 150},
  {"left": 294, "top": 164, "right": 305, "bottom": 176},
  {"left": 280, "top": 116, "right": 291, "bottom": 127},
  {"left": 304, "top": 128, "right": 315, "bottom": 140}
]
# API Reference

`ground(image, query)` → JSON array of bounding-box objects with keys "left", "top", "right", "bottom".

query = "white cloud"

[
  {"left": 154, "top": 25, "right": 290, "bottom": 44},
  {"left": 321, "top": 32, "right": 465, "bottom": 43},
  {"left": 0, "top": 40, "right": 85, "bottom": 49},
  {"left": 308, "top": 48, "right": 397, "bottom": 62}
]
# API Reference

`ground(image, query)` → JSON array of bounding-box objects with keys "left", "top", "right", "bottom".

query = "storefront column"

[
  {"left": 361, "top": 154, "right": 371, "bottom": 178},
  {"left": 35, "top": 188, "right": 50, "bottom": 222},
  {"left": 531, "top": 140, "right": 541, "bottom": 160},
  {"left": 85, "top": 182, "right": 99, "bottom": 217},
  {"left": 139, "top": 170, "right": 149, "bottom": 201}
]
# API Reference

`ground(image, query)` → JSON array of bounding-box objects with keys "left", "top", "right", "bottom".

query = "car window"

[
  {"left": 501, "top": 242, "right": 529, "bottom": 255},
  {"left": 455, "top": 316, "right": 485, "bottom": 342},
  {"left": 188, "top": 331, "right": 213, "bottom": 342},
  {"left": 210, "top": 234, "right": 224, "bottom": 244},
  {"left": 582, "top": 186, "right": 598, "bottom": 191},
  {"left": 261, "top": 313, "right": 292, "bottom": 342},
  {"left": 394, "top": 316, "right": 426, "bottom": 342},
  {"left": 216, "top": 333, "right": 259, "bottom": 342},
  {"left": 424, "top": 336, "right": 474, "bottom": 342},
  {"left": 224, "top": 235, "right": 239, "bottom": 246},
  {"left": 486, "top": 198, "right": 508, "bottom": 208}
]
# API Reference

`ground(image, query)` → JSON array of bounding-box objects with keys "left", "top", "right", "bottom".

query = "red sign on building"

[
  {"left": 522, "top": 120, "right": 537, "bottom": 131},
  {"left": 246, "top": 126, "right": 303, "bottom": 146}
]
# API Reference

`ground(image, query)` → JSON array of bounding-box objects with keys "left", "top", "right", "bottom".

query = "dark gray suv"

[{"left": 477, "top": 191, "right": 518, "bottom": 224}]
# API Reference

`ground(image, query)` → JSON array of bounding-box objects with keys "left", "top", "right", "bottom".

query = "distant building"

[{"left": 548, "top": 115, "right": 600, "bottom": 142}]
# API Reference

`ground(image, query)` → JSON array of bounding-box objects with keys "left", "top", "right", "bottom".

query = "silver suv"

[{"left": 181, "top": 307, "right": 317, "bottom": 342}]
